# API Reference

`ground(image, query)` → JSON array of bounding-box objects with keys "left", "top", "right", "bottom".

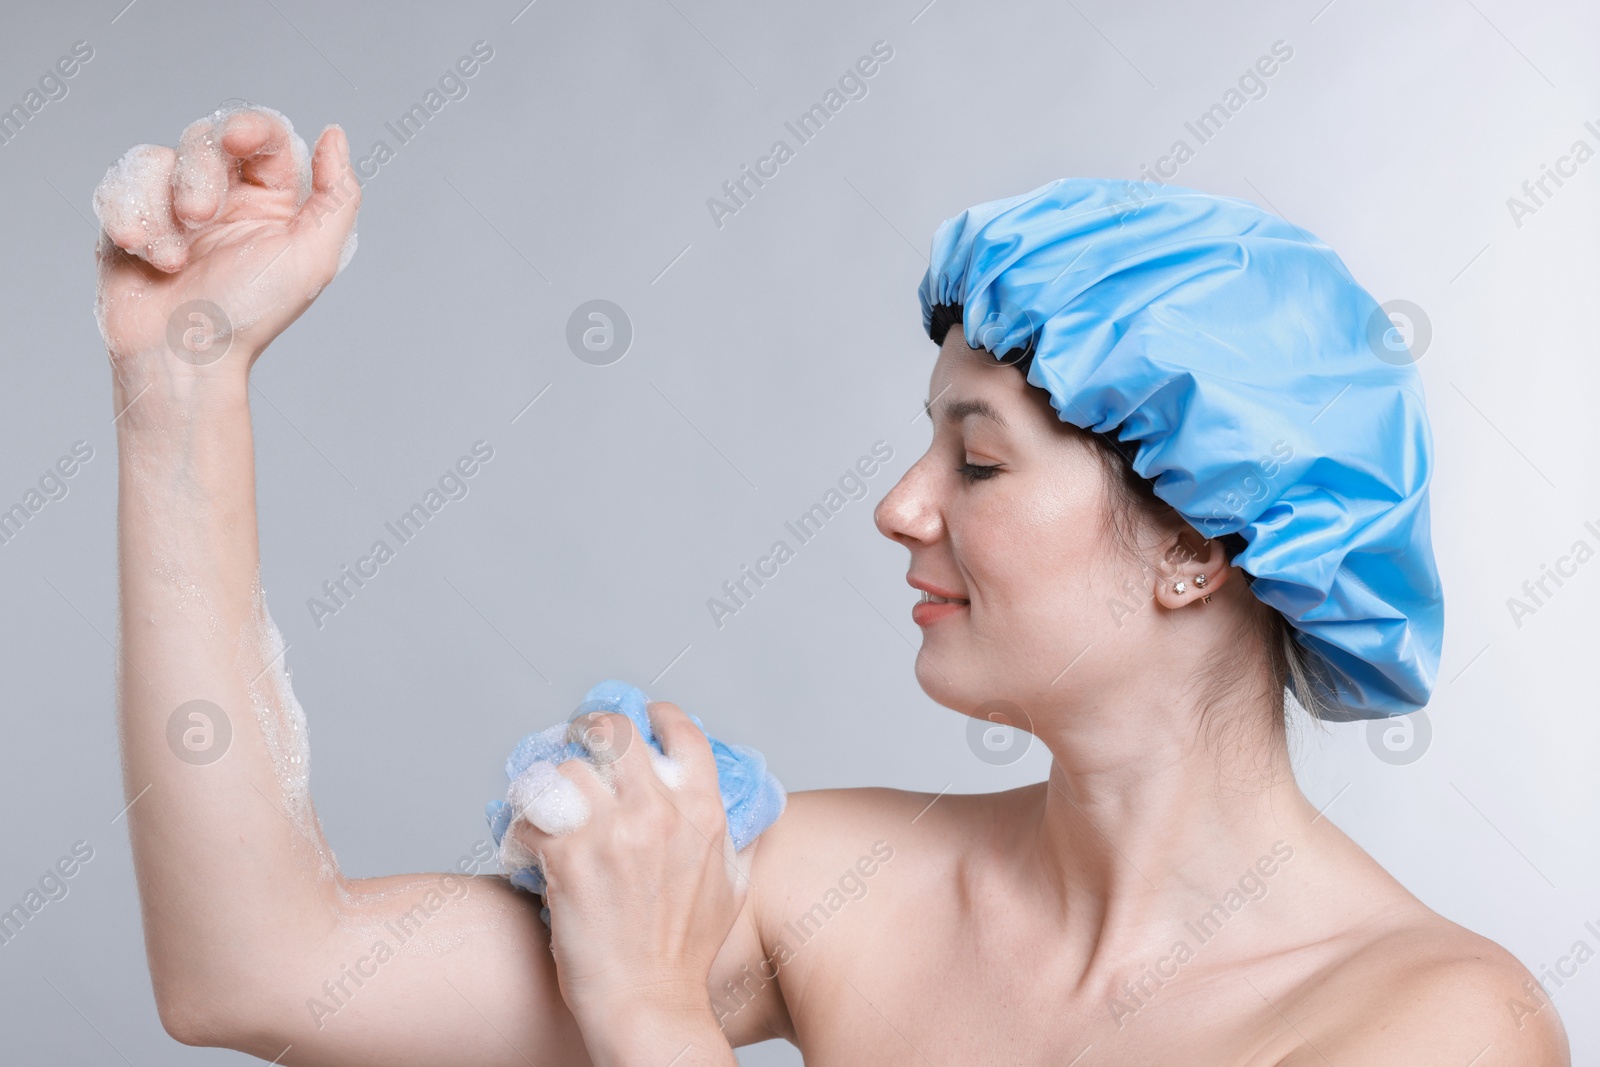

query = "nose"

[{"left": 874, "top": 452, "right": 942, "bottom": 547}]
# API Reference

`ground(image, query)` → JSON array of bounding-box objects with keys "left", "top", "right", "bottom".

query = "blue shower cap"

[{"left": 917, "top": 177, "right": 1443, "bottom": 720}]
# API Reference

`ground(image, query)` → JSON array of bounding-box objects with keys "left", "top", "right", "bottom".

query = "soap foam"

[
  {"left": 172, "top": 114, "right": 228, "bottom": 230},
  {"left": 92, "top": 102, "right": 330, "bottom": 362},
  {"left": 194, "top": 101, "right": 313, "bottom": 208},
  {"left": 92, "top": 102, "right": 312, "bottom": 270},
  {"left": 648, "top": 749, "right": 686, "bottom": 790},
  {"left": 725, "top": 827, "right": 754, "bottom": 892},
  {"left": 240, "top": 580, "right": 333, "bottom": 880},
  {"left": 507, "top": 760, "right": 590, "bottom": 835},
  {"left": 92, "top": 143, "right": 186, "bottom": 271},
  {"left": 497, "top": 758, "right": 590, "bottom": 887},
  {"left": 335, "top": 228, "right": 358, "bottom": 275}
]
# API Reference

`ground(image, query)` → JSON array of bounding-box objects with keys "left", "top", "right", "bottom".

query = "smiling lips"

[{"left": 909, "top": 578, "right": 969, "bottom": 626}]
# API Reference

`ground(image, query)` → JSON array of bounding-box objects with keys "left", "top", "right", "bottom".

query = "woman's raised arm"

[{"left": 98, "top": 105, "right": 782, "bottom": 1065}]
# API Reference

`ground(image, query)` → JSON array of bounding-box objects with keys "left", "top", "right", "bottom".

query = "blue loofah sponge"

[{"left": 485, "top": 680, "right": 787, "bottom": 923}]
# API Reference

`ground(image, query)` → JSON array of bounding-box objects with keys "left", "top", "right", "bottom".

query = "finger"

[
  {"left": 291, "top": 125, "right": 362, "bottom": 277},
  {"left": 556, "top": 755, "right": 617, "bottom": 811},
  {"left": 93, "top": 227, "right": 162, "bottom": 283},
  {"left": 506, "top": 759, "right": 592, "bottom": 837},
  {"left": 567, "top": 711, "right": 655, "bottom": 801},
  {"left": 509, "top": 756, "right": 617, "bottom": 862},
  {"left": 646, "top": 702, "right": 719, "bottom": 801},
  {"left": 92, "top": 144, "right": 189, "bottom": 273},
  {"left": 172, "top": 115, "right": 230, "bottom": 228},
  {"left": 218, "top": 106, "right": 309, "bottom": 197}
]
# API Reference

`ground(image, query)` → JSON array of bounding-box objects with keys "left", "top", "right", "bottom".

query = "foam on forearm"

[{"left": 239, "top": 581, "right": 335, "bottom": 881}]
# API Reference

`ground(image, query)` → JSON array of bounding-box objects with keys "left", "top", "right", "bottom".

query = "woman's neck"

[{"left": 1010, "top": 690, "right": 1325, "bottom": 981}]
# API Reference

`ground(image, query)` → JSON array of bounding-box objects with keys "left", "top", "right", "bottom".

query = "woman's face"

[{"left": 874, "top": 331, "right": 1156, "bottom": 718}]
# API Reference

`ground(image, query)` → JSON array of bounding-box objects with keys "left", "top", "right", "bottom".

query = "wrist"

[
  {"left": 110, "top": 350, "right": 253, "bottom": 430},
  {"left": 578, "top": 989, "right": 733, "bottom": 1067}
]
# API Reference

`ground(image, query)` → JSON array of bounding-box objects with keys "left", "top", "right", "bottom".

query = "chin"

[
  {"left": 911, "top": 651, "right": 964, "bottom": 711},
  {"left": 912, "top": 654, "right": 1003, "bottom": 718},
  {"left": 914, "top": 623, "right": 1100, "bottom": 724}
]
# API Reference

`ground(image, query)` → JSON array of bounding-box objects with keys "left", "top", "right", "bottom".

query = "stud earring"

[
  {"left": 1173, "top": 581, "right": 1187, "bottom": 595},
  {"left": 1194, "top": 573, "right": 1208, "bottom": 588}
]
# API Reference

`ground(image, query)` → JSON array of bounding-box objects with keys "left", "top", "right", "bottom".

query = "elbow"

[
  {"left": 151, "top": 973, "right": 256, "bottom": 1050},
  {"left": 156, "top": 996, "right": 231, "bottom": 1049}
]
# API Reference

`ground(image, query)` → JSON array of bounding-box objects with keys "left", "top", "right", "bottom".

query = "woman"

[{"left": 96, "top": 105, "right": 1569, "bottom": 1065}]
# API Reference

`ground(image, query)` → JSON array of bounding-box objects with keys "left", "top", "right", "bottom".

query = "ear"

[{"left": 1150, "top": 528, "right": 1235, "bottom": 611}]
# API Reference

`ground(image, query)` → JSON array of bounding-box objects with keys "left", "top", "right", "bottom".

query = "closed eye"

[{"left": 957, "top": 462, "right": 1001, "bottom": 482}]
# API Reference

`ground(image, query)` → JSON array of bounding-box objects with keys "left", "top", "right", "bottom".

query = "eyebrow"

[{"left": 925, "top": 396, "right": 1009, "bottom": 428}]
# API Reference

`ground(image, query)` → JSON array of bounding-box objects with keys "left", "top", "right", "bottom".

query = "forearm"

[{"left": 114, "top": 359, "right": 340, "bottom": 1022}]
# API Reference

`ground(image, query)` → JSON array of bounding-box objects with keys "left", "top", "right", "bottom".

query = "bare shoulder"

[
  {"left": 750, "top": 783, "right": 1028, "bottom": 892},
  {"left": 1280, "top": 912, "right": 1571, "bottom": 1066},
  {"left": 749, "top": 786, "right": 949, "bottom": 906}
]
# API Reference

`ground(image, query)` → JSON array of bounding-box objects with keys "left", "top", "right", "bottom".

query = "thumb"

[{"left": 294, "top": 124, "right": 361, "bottom": 277}]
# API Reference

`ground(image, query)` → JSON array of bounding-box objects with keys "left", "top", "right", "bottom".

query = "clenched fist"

[{"left": 93, "top": 101, "right": 360, "bottom": 377}]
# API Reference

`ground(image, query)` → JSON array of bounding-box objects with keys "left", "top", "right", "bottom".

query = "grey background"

[{"left": 2, "top": 0, "right": 1596, "bottom": 1061}]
